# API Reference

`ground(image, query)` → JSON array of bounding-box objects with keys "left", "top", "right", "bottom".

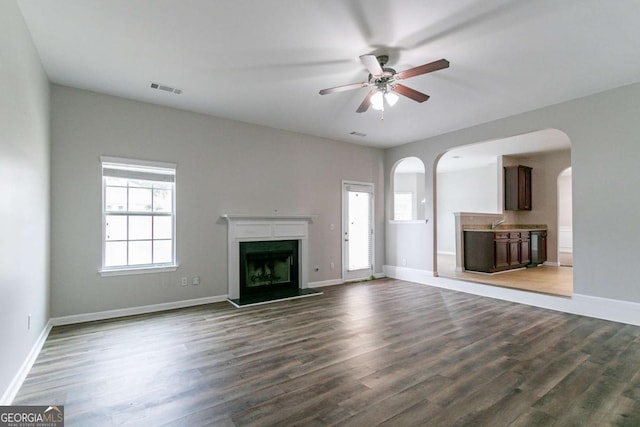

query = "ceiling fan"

[{"left": 319, "top": 54, "right": 449, "bottom": 113}]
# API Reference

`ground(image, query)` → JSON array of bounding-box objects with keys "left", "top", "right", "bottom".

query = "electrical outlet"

[
  {"left": 181, "top": 277, "right": 188, "bottom": 286},
  {"left": 402, "top": 258, "right": 407, "bottom": 266},
  {"left": 330, "top": 262, "right": 335, "bottom": 270},
  {"left": 192, "top": 276, "right": 200, "bottom": 286}
]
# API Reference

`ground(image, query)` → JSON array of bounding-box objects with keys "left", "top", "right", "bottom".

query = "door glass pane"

[
  {"left": 348, "top": 191, "right": 371, "bottom": 271},
  {"left": 129, "top": 241, "right": 152, "bottom": 265},
  {"left": 129, "top": 216, "right": 152, "bottom": 240}
]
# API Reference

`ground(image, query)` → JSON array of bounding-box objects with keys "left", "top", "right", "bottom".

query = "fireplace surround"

[{"left": 222, "top": 214, "right": 315, "bottom": 301}]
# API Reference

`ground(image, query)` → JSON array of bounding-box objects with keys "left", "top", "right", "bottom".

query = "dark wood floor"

[{"left": 14, "top": 279, "right": 640, "bottom": 426}]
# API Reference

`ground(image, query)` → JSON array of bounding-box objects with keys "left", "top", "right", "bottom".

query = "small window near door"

[
  {"left": 394, "top": 192, "right": 413, "bottom": 220},
  {"left": 392, "top": 157, "right": 425, "bottom": 221}
]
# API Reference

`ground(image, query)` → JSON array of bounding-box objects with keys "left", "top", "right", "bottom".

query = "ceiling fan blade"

[
  {"left": 319, "top": 82, "right": 369, "bottom": 95},
  {"left": 359, "top": 54, "right": 384, "bottom": 76},
  {"left": 356, "top": 89, "right": 376, "bottom": 113},
  {"left": 392, "top": 84, "right": 430, "bottom": 103},
  {"left": 396, "top": 59, "right": 450, "bottom": 80}
]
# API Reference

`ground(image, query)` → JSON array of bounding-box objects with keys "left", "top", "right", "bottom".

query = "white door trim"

[{"left": 342, "top": 180, "right": 375, "bottom": 281}]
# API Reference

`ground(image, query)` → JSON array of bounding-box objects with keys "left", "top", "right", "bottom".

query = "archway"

[{"left": 434, "top": 129, "right": 573, "bottom": 296}]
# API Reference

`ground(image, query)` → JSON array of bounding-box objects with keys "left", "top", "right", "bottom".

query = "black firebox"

[{"left": 239, "top": 240, "right": 299, "bottom": 297}]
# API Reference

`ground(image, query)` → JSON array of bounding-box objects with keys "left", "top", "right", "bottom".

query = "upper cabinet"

[{"left": 504, "top": 165, "right": 532, "bottom": 210}]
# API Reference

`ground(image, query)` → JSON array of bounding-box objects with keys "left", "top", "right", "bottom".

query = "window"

[
  {"left": 394, "top": 192, "right": 413, "bottom": 221},
  {"left": 392, "top": 157, "right": 425, "bottom": 221},
  {"left": 100, "top": 157, "right": 177, "bottom": 274}
]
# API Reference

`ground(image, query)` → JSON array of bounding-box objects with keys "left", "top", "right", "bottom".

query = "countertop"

[{"left": 463, "top": 224, "right": 547, "bottom": 232}]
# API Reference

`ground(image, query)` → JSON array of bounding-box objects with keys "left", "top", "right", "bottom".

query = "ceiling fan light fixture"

[
  {"left": 385, "top": 91, "right": 399, "bottom": 106},
  {"left": 371, "top": 91, "right": 384, "bottom": 110},
  {"left": 318, "top": 54, "right": 449, "bottom": 114}
]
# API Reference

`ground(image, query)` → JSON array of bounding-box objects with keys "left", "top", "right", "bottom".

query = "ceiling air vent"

[
  {"left": 150, "top": 82, "right": 182, "bottom": 94},
  {"left": 350, "top": 131, "right": 366, "bottom": 137}
]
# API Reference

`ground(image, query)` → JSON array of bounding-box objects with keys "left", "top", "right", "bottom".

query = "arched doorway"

[{"left": 434, "top": 129, "right": 573, "bottom": 296}]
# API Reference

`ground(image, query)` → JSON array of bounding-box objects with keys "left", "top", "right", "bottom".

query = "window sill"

[
  {"left": 99, "top": 264, "right": 179, "bottom": 277},
  {"left": 388, "top": 220, "right": 429, "bottom": 225}
]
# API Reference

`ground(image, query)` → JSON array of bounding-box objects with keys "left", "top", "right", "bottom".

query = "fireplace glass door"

[{"left": 239, "top": 240, "right": 299, "bottom": 296}]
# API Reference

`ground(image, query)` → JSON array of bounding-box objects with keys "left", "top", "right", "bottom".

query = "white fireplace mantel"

[{"left": 221, "top": 214, "right": 315, "bottom": 299}]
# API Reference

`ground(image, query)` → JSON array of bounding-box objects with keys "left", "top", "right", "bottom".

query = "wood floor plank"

[{"left": 12, "top": 278, "right": 640, "bottom": 426}]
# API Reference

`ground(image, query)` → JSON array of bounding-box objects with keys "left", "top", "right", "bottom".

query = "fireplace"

[
  {"left": 222, "top": 214, "right": 316, "bottom": 302},
  {"left": 240, "top": 240, "right": 299, "bottom": 297}
]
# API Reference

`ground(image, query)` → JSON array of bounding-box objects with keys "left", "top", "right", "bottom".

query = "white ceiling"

[{"left": 17, "top": 0, "right": 640, "bottom": 148}]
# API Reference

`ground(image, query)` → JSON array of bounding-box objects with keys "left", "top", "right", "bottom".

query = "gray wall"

[
  {"left": 50, "top": 85, "right": 385, "bottom": 317},
  {"left": 436, "top": 163, "right": 499, "bottom": 254},
  {"left": 385, "top": 82, "right": 640, "bottom": 303},
  {"left": 558, "top": 171, "right": 573, "bottom": 228},
  {"left": 0, "top": 0, "right": 50, "bottom": 400},
  {"left": 502, "top": 150, "right": 572, "bottom": 264}
]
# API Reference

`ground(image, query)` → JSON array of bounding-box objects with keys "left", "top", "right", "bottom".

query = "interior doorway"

[
  {"left": 433, "top": 129, "right": 573, "bottom": 297},
  {"left": 557, "top": 167, "right": 573, "bottom": 266},
  {"left": 342, "top": 181, "right": 374, "bottom": 281}
]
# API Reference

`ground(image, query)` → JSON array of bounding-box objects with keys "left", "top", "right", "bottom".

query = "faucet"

[{"left": 491, "top": 218, "right": 505, "bottom": 230}]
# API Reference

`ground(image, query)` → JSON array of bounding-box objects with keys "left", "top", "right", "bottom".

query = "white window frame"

[
  {"left": 99, "top": 156, "right": 178, "bottom": 276},
  {"left": 393, "top": 191, "right": 414, "bottom": 221}
]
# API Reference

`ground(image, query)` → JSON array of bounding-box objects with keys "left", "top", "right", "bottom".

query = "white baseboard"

[
  {"left": 308, "top": 279, "right": 343, "bottom": 288},
  {"left": 50, "top": 295, "right": 229, "bottom": 326},
  {"left": 437, "top": 251, "right": 456, "bottom": 256},
  {"left": 308, "top": 272, "right": 385, "bottom": 289},
  {"left": 383, "top": 265, "right": 640, "bottom": 326},
  {"left": 383, "top": 265, "right": 434, "bottom": 284},
  {"left": 1, "top": 321, "right": 53, "bottom": 405}
]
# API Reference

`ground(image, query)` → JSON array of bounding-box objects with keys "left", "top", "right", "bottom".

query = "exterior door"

[{"left": 342, "top": 182, "right": 374, "bottom": 281}]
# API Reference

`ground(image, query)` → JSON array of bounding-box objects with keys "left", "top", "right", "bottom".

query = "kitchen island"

[{"left": 463, "top": 225, "right": 547, "bottom": 273}]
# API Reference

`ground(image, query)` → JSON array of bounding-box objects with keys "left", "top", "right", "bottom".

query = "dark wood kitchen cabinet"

[
  {"left": 504, "top": 165, "right": 532, "bottom": 210},
  {"left": 493, "top": 232, "right": 512, "bottom": 269},
  {"left": 519, "top": 232, "right": 531, "bottom": 265},
  {"left": 464, "top": 230, "right": 532, "bottom": 273}
]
